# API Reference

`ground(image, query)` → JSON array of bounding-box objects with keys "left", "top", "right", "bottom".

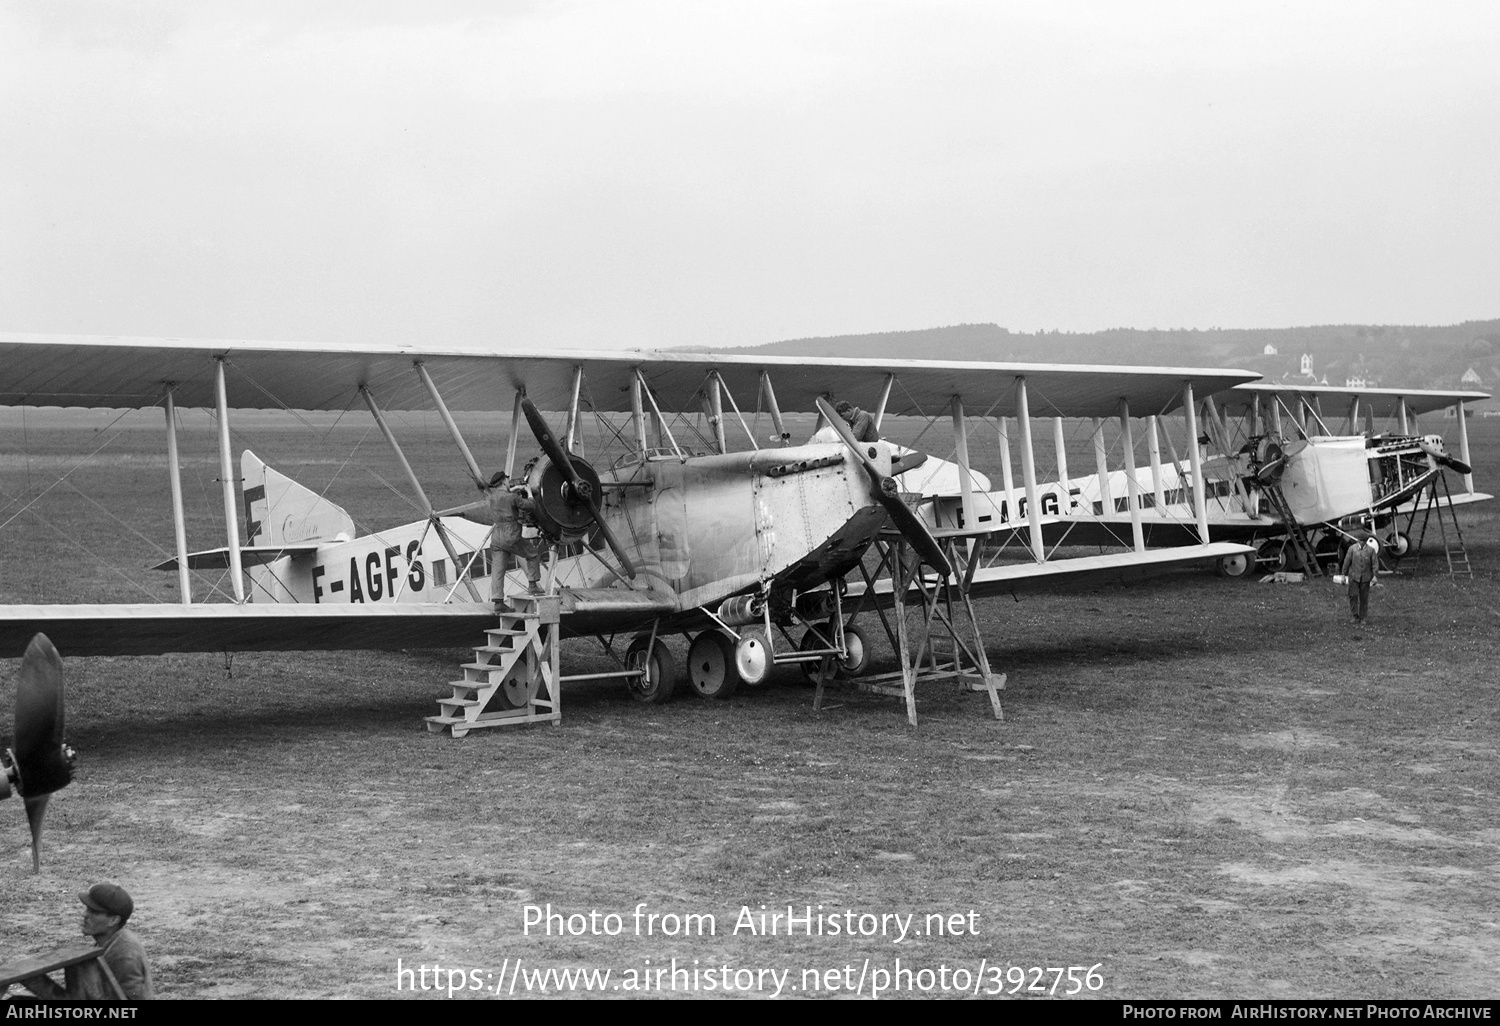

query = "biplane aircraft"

[
  {"left": 0, "top": 333, "right": 1260, "bottom": 741},
  {"left": 916, "top": 381, "right": 1490, "bottom": 579}
]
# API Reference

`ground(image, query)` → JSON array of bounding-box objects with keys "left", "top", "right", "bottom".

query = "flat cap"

[{"left": 79, "top": 882, "right": 133, "bottom": 920}]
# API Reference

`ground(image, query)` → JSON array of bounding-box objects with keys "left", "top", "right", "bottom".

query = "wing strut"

[
  {"left": 1147, "top": 415, "right": 1166, "bottom": 512},
  {"left": 361, "top": 387, "right": 482, "bottom": 602},
  {"left": 1455, "top": 399, "right": 1474, "bottom": 494},
  {"left": 1118, "top": 398, "right": 1145, "bottom": 553},
  {"left": 414, "top": 362, "right": 487, "bottom": 488},
  {"left": 996, "top": 417, "right": 1016, "bottom": 525},
  {"left": 1013, "top": 376, "right": 1046, "bottom": 563},
  {"left": 712, "top": 371, "right": 759, "bottom": 451},
  {"left": 163, "top": 387, "right": 192, "bottom": 604},
  {"left": 1182, "top": 381, "right": 1210, "bottom": 543},
  {"left": 1091, "top": 418, "right": 1113, "bottom": 521},
  {"left": 214, "top": 359, "right": 246, "bottom": 602},
  {"left": 759, "top": 371, "right": 790, "bottom": 446},
  {"left": 635, "top": 370, "right": 685, "bottom": 461},
  {"left": 872, "top": 373, "right": 895, "bottom": 435},
  {"left": 704, "top": 374, "right": 727, "bottom": 453},
  {"left": 950, "top": 397, "right": 976, "bottom": 546},
  {"left": 1052, "top": 417, "right": 1070, "bottom": 505}
]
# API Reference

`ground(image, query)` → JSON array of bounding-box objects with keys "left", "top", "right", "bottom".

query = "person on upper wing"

[
  {"left": 20, "top": 883, "right": 154, "bottom": 1000},
  {"left": 485, "top": 471, "right": 547, "bottom": 611},
  {"left": 1340, "top": 535, "right": 1381, "bottom": 624},
  {"left": 834, "top": 400, "right": 880, "bottom": 443}
]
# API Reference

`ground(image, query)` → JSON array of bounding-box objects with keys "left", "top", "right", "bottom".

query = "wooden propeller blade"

[
  {"left": 814, "top": 398, "right": 953, "bottom": 579},
  {"left": 24, "top": 794, "right": 48, "bottom": 873},
  {"left": 1439, "top": 454, "right": 1473, "bottom": 476},
  {"left": 519, "top": 398, "right": 637, "bottom": 578},
  {"left": 15, "top": 634, "right": 72, "bottom": 797},
  {"left": 13, "top": 634, "right": 73, "bottom": 873}
]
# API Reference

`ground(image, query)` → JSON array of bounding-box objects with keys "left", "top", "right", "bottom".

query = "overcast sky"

[{"left": 2, "top": 1, "right": 1497, "bottom": 351}]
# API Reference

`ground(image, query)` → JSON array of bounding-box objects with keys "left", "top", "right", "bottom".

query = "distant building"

[
  {"left": 1462, "top": 366, "right": 1483, "bottom": 386},
  {"left": 1345, "top": 374, "right": 1368, "bottom": 389},
  {"left": 1263, "top": 344, "right": 1278, "bottom": 356},
  {"left": 1285, "top": 352, "right": 1328, "bottom": 385}
]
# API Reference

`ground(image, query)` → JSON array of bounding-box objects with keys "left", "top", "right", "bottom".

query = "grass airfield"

[{"left": 1, "top": 410, "right": 1497, "bottom": 999}]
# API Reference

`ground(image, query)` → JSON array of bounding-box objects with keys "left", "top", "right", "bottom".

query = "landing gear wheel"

[
  {"left": 799, "top": 626, "right": 835, "bottom": 683},
  {"left": 1315, "top": 534, "right": 1342, "bottom": 572},
  {"left": 625, "top": 634, "right": 676, "bottom": 704},
  {"left": 1257, "top": 540, "right": 1288, "bottom": 573},
  {"left": 836, "top": 622, "right": 871, "bottom": 678},
  {"left": 732, "top": 631, "right": 770, "bottom": 688},
  {"left": 1217, "top": 552, "right": 1252, "bottom": 579},
  {"left": 687, "top": 630, "right": 739, "bottom": 700},
  {"left": 1388, "top": 531, "right": 1411, "bottom": 560}
]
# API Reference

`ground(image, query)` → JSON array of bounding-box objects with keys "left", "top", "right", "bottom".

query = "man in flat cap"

[
  {"left": 485, "top": 470, "right": 546, "bottom": 611},
  {"left": 21, "top": 883, "right": 154, "bottom": 1000},
  {"left": 834, "top": 400, "right": 880, "bottom": 443}
]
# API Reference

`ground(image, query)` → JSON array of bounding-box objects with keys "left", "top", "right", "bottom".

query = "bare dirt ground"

[{"left": 2, "top": 415, "right": 1498, "bottom": 999}]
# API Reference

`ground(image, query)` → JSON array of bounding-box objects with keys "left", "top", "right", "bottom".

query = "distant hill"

[{"left": 700, "top": 320, "right": 1500, "bottom": 394}]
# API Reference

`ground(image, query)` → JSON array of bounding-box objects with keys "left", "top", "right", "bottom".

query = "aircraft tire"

[
  {"left": 733, "top": 631, "right": 770, "bottom": 688},
  {"left": 687, "top": 630, "right": 739, "bottom": 700},
  {"left": 1217, "top": 552, "right": 1252, "bottom": 579},
  {"left": 799, "top": 627, "right": 835, "bottom": 684},
  {"left": 835, "top": 622, "right": 871, "bottom": 678},
  {"left": 626, "top": 635, "right": 676, "bottom": 705},
  {"left": 1389, "top": 531, "right": 1411, "bottom": 559},
  {"left": 1257, "top": 540, "right": 1288, "bottom": 573}
]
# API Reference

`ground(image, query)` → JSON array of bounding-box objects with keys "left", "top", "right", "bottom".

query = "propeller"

[
  {"left": 815, "top": 398, "right": 953, "bottom": 580},
  {"left": 519, "top": 397, "right": 637, "bottom": 579},
  {"left": 6, "top": 633, "right": 75, "bottom": 872},
  {"left": 1418, "top": 437, "right": 1473, "bottom": 476}
]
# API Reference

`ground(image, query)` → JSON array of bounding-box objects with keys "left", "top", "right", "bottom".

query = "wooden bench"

[{"left": 0, "top": 943, "right": 127, "bottom": 999}]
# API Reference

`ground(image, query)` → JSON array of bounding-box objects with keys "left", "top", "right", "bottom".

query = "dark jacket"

[
  {"left": 1340, "top": 540, "right": 1380, "bottom": 584},
  {"left": 846, "top": 407, "right": 879, "bottom": 442},
  {"left": 25, "top": 928, "right": 154, "bottom": 1000}
]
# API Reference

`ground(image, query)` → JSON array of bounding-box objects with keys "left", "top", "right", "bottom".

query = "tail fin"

[{"left": 241, "top": 450, "right": 355, "bottom": 546}]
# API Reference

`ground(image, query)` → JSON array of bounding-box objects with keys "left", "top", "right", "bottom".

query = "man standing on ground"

[{"left": 1340, "top": 535, "right": 1381, "bottom": 624}]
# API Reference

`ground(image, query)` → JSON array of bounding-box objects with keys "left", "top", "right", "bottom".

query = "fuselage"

[{"left": 246, "top": 441, "right": 891, "bottom": 629}]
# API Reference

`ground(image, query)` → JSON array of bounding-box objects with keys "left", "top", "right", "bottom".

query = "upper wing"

[
  {"left": 0, "top": 332, "right": 1260, "bottom": 416},
  {"left": 1220, "top": 382, "right": 1490, "bottom": 419}
]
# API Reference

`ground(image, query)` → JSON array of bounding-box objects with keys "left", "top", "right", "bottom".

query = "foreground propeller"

[
  {"left": 815, "top": 398, "right": 953, "bottom": 580},
  {"left": 3, "top": 633, "right": 76, "bottom": 872},
  {"left": 519, "top": 397, "right": 637, "bottom": 579}
]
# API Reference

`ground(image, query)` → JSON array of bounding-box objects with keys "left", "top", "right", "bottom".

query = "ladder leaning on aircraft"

[{"left": 0, "top": 334, "right": 1262, "bottom": 730}]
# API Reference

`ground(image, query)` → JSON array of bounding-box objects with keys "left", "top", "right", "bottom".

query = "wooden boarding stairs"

[{"left": 426, "top": 594, "right": 562, "bottom": 737}]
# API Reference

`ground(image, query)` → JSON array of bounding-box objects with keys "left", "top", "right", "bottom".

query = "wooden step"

[{"left": 461, "top": 664, "right": 512, "bottom": 682}]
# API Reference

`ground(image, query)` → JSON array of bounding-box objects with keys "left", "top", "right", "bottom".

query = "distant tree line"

[{"left": 713, "top": 319, "right": 1500, "bottom": 392}]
